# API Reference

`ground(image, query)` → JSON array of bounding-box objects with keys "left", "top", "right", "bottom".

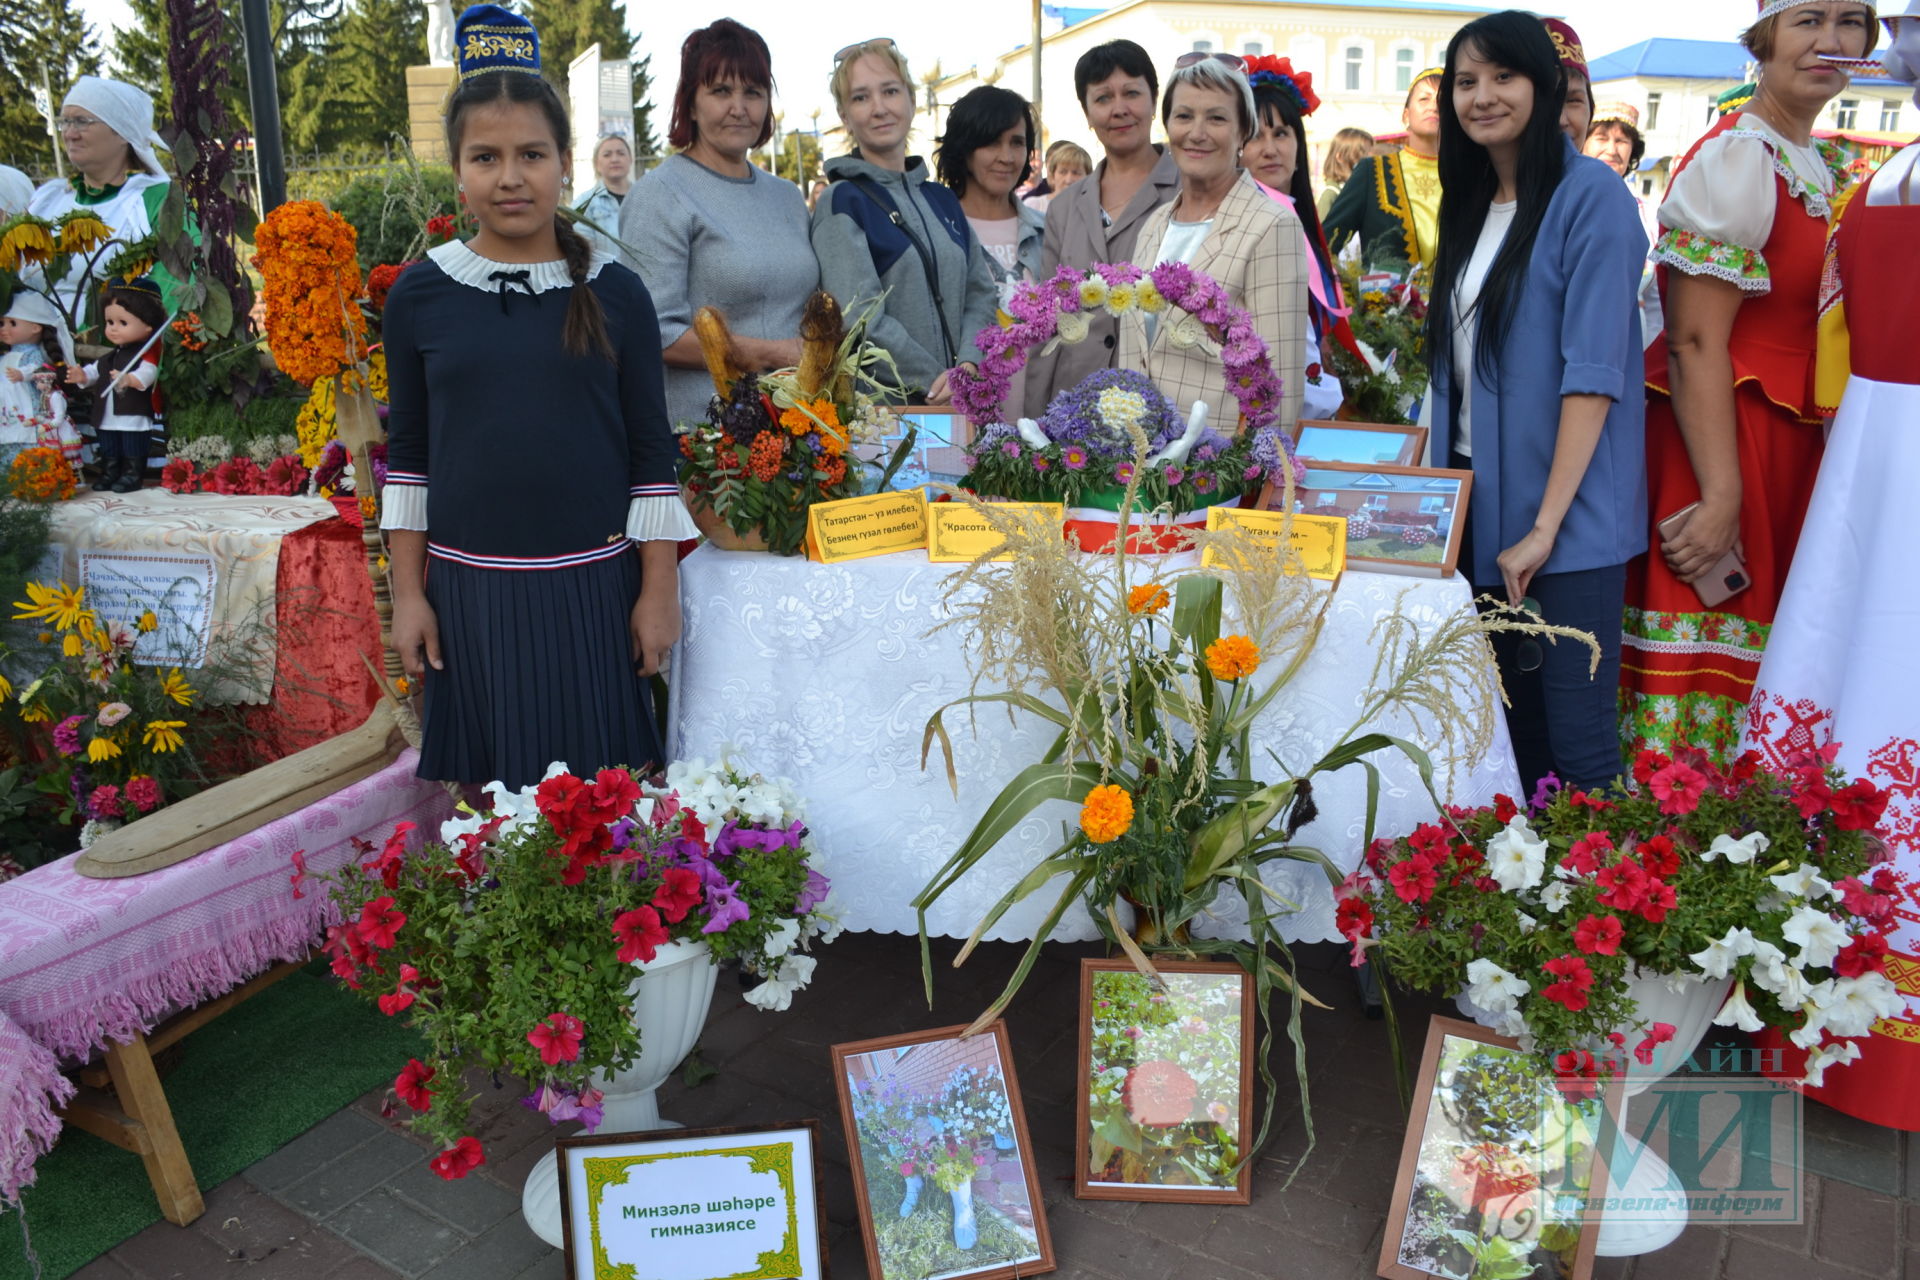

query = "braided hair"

[{"left": 446, "top": 70, "right": 616, "bottom": 363}]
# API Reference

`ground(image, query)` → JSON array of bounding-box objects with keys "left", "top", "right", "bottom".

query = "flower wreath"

[
  {"left": 952, "top": 262, "right": 1289, "bottom": 444},
  {"left": 1242, "top": 55, "right": 1321, "bottom": 116}
]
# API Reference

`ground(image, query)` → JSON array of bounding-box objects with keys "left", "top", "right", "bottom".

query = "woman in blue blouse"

[{"left": 1426, "top": 11, "right": 1649, "bottom": 793}]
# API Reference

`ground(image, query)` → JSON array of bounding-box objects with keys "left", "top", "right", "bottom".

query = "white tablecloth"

[{"left": 668, "top": 547, "right": 1520, "bottom": 944}]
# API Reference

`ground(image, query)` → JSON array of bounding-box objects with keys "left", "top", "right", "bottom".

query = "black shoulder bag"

[{"left": 842, "top": 175, "right": 958, "bottom": 367}]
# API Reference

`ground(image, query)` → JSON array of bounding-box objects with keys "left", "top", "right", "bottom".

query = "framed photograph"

[
  {"left": 1378, "top": 1017, "right": 1617, "bottom": 1280},
  {"left": 1289, "top": 418, "right": 1429, "bottom": 468},
  {"left": 1074, "top": 959, "right": 1256, "bottom": 1204},
  {"left": 1259, "top": 459, "right": 1473, "bottom": 578},
  {"left": 554, "top": 1121, "right": 826, "bottom": 1280},
  {"left": 832, "top": 1021, "right": 1055, "bottom": 1280},
  {"left": 853, "top": 406, "right": 970, "bottom": 498}
]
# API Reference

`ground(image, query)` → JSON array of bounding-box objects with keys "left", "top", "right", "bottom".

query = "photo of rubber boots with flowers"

[
  {"left": 913, "top": 426, "right": 1562, "bottom": 1183},
  {"left": 312, "top": 755, "right": 841, "bottom": 1179},
  {"left": 846, "top": 1046, "right": 1038, "bottom": 1276}
]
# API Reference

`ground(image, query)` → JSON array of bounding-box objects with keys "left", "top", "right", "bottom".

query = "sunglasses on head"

[
  {"left": 834, "top": 37, "right": 897, "bottom": 64},
  {"left": 1174, "top": 51, "right": 1247, "bottom": 72}
]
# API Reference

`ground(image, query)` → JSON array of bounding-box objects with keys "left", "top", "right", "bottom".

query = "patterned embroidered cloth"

[
  {"left": 0, "top": 749, "right": 453, "bottom": 1201},
  {"left": 668, "top": 546, "right": 1521, "bottom": 945},
  {"left": 46, "top": 491, "right": 340, "bottom": 704}
]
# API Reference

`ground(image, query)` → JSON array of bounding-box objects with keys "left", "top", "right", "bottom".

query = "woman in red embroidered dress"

[
  {"left": 1746, "top": 3, "right": 1920, "bottom": 1129},
  {"left": 1618, "top": 0, "right": 1876, "bottom": 765}
]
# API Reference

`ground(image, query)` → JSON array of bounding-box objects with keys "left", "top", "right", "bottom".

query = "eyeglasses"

[
  {"left": 1174, "top": 51, "right": 1248, "bottom": 72},
  {"left": 834, "top": 37, "right": 897, "bottom": 65},
  {"left": 1515, "top": 595, "right": 1545, "bottom": 674},
  {"left": 57, "top": 115, "right": 104, "bottom": 132}
]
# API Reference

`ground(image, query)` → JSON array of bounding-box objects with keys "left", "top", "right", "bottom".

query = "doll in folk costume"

[
  {"left": 67, "top": 276, "right": 165, "bottom": 493},
  {"left": 0, "top": 290, "right": 77, "bottom": 470}
]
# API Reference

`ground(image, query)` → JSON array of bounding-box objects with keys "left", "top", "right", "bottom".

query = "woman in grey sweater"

[
  {"left": 619, "top": 19, "right": 818, "bottom": 428},
  {"left": 810, "top": 39, "right": 997, "bottom": 404}
]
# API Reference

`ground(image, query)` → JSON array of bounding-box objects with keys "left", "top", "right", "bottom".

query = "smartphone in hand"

[{"left": 1657, "top": 503, "right": 1750, "bottom": 608}]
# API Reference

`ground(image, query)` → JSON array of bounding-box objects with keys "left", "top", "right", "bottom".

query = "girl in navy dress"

[{"left": 382, "top": 5, "right": 699, "bottom": 790}]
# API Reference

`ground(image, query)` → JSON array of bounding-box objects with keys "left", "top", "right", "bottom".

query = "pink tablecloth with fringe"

[{"left": 0, "top": 749, "right": 453, "bottom": 1201}]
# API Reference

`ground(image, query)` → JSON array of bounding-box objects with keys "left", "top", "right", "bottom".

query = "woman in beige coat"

[
  {"left": 1022, "top": 39, "right": 1181, "bottom": 412},
  {"left": 1118, "top": 54, "right": 1305, "bottom": 439}
]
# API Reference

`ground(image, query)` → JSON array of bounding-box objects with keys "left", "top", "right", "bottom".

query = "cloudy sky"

[{"left": 72, "top": 0, "right": 1764, "bottom": 126}]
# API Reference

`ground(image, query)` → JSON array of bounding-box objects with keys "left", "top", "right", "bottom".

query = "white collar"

[{"left": 427, "top": 238, "right": 610, "bottom": 295}]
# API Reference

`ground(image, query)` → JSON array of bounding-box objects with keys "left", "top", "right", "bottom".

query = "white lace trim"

[
  {"left": 1726, "top": 120, "right": 1838, "bottom": 220},
  {"left": 627, "top": 494, "right": 700, "bottom": 543},
  {"left": 426, "top": 239, "right": 612, "bottom": 294},
  {"left": 1650, "top": 245, "right": 1772, "bottom": 295},
  {"left": 379, "top": 484, "right": 428, "bottom": 531}
]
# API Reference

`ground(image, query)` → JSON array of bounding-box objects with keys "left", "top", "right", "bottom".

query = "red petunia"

[
  {"left": 429, "top": 1135, "right": 485, "bottom": 1181},
  {"left": 652, "top": 867, "right": 703, "bottom": 924},
  {"left": 585, "top": 768, "right": 642, "bottom": 825},
  {"left": 1648, "top": 762, "right": 1708, "bottom": 816},
  {"left": 1562, "top": 832, "right": 1614, "bottom": 877},
  {"left": 1596, "top": 860, "right": 1651, "bottom": 913},
  {"left": 377, "top": 990, "right": 415, "bottom": 1016},
  {"left": 1634, "top": 1022, "right": 1676, "bottom": 1067},
  {"left": 1335, "top": 896, "right": 1374, "bottom": 941},
  {"left": 1492, "top": 793, "right": 1519, "bottom": 824},
  {"left": 1542, "top": 954, "right": 1594, "bottom": 1011},
  {"left": 1835, "top": 931, "right": 1890, "bottom": 979},
  {"left": 1637, "top": 878, "right": 1678, "bottom": 923},
  {"left": 395, "top": 1058, "right": 435, "bottom": 1112},
  {"left": 1790, "top": 766, "right": 1834, "bottom": 819},
  {"left": 354, "top": 896, "right": 407, "bottom": 950},
  {"left": 290, "top": 849, "right": 309, "bottom": 900},
  {"left": 1636, "top": 836, "right": 1680, "bottom": 880},
  {"left": 612, "top": 905, "right": 670, "bottom": 965},
  {"left": 1832, "top": 779, "right": 1889, "bottom": 832},
  {"left": 1574, "top": 914, "right": 1624, "bottom": 956},
  {"left": 1632, "top": 749, "right": 1671, "bottom": 787},
  {"left": 1407, "top": 823, "right": 1451, "bottom": 858},
  {"left": 527, "top": 1012, "right": 584, "bottom": 1065},
  {"left": 1388, "top": 856, "right": 1439, "bottom": 904},
  {"left": 1553, "top": 1049, "right": 1600, "bottom": 1099},
  {"left": 1836, "top": 876, "right": 1895, "bottom": 927},
  {"left": 1452, "top": 843, "right": 1484, "bottom": 872},
  {"left": 362, "top": 821, "right": 416, "bottom": 890}
]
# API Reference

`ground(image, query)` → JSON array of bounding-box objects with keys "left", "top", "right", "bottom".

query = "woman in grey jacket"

[{"left": 810, "top": 39, "right": 997, "bottom": 404}]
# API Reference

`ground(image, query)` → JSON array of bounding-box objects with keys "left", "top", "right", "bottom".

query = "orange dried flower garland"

[{"left": 252, "top": 200, "right": 368, "bottom": 387}]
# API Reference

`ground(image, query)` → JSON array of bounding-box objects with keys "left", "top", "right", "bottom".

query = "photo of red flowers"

[
  {"left": 1378, "top": 1016, "right": 1616, "bottom": 1280},
  {"left": 1073, "top": 959, "right": 1256, "bottom": 1204}
]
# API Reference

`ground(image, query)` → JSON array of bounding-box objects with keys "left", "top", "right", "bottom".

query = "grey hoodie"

[{"left": 809, "top": 153, "right": 999, "bottom": 400}]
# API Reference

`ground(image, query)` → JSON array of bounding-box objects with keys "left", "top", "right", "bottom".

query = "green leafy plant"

[{"left": 1323, "top": 259, "right": 1431, "bottom": 426}]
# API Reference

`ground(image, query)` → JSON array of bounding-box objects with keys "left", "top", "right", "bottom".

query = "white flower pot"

[{"left": 520, "top": 938, "right": 720, "bottom": 1247}]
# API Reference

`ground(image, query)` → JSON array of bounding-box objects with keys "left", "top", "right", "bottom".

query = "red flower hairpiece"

[{"left": 1242, "top": 55, "right": 1321, "bottom": 116}]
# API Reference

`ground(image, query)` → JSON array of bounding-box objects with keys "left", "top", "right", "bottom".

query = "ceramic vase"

[{"left": 520, "top": 938, "right": 719, "bottom": 1246}]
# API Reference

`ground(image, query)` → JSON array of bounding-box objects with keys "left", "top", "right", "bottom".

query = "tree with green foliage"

[
  {"left": 527, "top": 0, "right": 656, "bottom": 155},
  {"left": 326, "top": 0, "right": 425, "bottom": 149},
  {"left": 0, "top": 0, "right": 101, "bottom": 171}
]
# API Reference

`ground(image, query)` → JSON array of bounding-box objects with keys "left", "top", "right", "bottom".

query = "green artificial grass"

[{"left": 0, "top": 964, "right": 424, "bottom": 1280}]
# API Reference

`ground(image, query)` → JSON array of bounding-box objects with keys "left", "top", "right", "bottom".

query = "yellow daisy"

[
  {"left": 87, "top": 735, "right": 122, "bottom": 763},
  {"left": 137, "top": 610, "right": 158, "bottom": 633},
  {"left": 14, "top": 581, "right": 89, "bottom": 631},
  {"left": 142, "top": 720, "right": 187, "bottom": 753},
  {"left": 161, "top": 669, "right": 195, "bottom": 707}
]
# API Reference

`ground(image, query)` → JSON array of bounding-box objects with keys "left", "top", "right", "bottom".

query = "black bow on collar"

[{"left": 487, "top": 268, "right": 540, "bottom": 312}]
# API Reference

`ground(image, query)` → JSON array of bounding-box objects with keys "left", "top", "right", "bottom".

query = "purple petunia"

[
  {"left": 702, "top": 878, "right": 752, "bottom": 933},
  {"left": 796, "top": 868, "right": 831, "bottom": 914}
]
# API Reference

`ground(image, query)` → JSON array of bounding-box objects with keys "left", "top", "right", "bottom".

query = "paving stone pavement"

[{"left": 74, "top": 932, "right": 1914, "bottom": 1279}]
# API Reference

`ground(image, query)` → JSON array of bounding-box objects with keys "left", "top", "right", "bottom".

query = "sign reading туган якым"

[{"left": 557, "top": 1123, "right": 825, "bottom": 1280}]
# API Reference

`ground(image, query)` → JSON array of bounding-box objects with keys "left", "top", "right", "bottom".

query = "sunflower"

[
  {"left": 0, "top": 216, "right": 56, "bottom": 271},
  {"left": 142, "top": 720, "right": 187, "bottom": 753},
  {"left": 55, "top": 210, "right": 113, "bottom": 255},
  {"left": 160, "top": 669, "right": 195, "bottom": 707},
  {"left": 15, "top": 581, "right": 89, "bottom": 631}
]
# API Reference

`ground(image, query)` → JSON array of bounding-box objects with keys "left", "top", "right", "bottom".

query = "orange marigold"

[
  {"left": 778, "top": 397, "right": 841, "bottom": 439},
  {"left": 253, "top": 200, "right": 368, "bottom": 386},
  {"left": 1126, "top": 583, "right": 1170, "bottom": 615},
  {"left": 1204, "top": 635, "right": 1261, "bottom": 681},
  {"left": 748, "top": 431, "right": 785, "bottom": 482},
  {"left": 1080, "top": 784, "right": 1134, "bottom": 844},
  {"left": 9, "top": 447, "right": 77, "bottom": 502}
]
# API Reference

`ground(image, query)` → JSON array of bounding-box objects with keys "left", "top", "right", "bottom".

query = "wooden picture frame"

[
  {"left": 853, "top": 406, "right": 970, "bottom": 497},
  {"left": 1074, "top": 958, "right": 1256, "bottom": 1204},
  {"left": 832, "top": 1021, "right": 1055, "bottom": 1280},
  {"left": 554, "top": 1120, "right": 827, "bottom": 1280},
  {"left": 1377, "top": 1016, "right": 1618, "bottom": 1280},
  {"left": 1289, "top": 418, "right": 1430, "bottom": 468},
  {"left": 1258, "top": 459, "right": 1473, "bottom": 579}
]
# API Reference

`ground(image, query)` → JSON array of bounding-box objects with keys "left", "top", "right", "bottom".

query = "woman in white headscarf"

[
  {"left": 0, "top": 166, "right": 34, "bottom": 219},
  {"left": 26, "top": 76, "right": 176, "bottom": 323}
]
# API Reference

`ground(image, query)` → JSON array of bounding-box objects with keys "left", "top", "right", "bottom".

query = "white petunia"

[
  {"left": 1802, "top": 1041, "right": 1862, "bottom": 1088},
  {"left": 763, "top": 918, "right": 801, "bottom": 959},
  {"left": 440, "top": 808, "right": 488, "bottom": 845},
  {"left": 1712, "top": 982, "right": 1766, "bottom": 1033},
  {"left": 1487, "top": 817, "right": 1549, "bottom": 892},
  {"left": 742, "top": 953, "right": 818, "bottom": 1013},
  {"left": 1748, "top": 942, "right": 1812, "bottom": 1009},
  {"left": 1467, "top": 958, "right": 1530, "bottom": 1012},
  {"left": 1540, "top": 881, "right": 1574, "bottom": 914},
  {"left": 1703, "top": 831, "right": 1771, "bottom": 865},
  {"left": 1690, "top": 926, "right": 1758, "bottom": 980},
  {"left": 1769, "top": 863, "right": 1832, "bottom": 901},
  {"left": 1782, "top": 906, "right": 1850, "bottom": 969},
  {"left": 1816, "top": 973, "right": 1905, "bottom": 1038}
]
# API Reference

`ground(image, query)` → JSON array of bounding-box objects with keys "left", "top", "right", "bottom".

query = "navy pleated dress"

[{"left": 380, "top": 239, "right": 700, "bottom": 790}]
